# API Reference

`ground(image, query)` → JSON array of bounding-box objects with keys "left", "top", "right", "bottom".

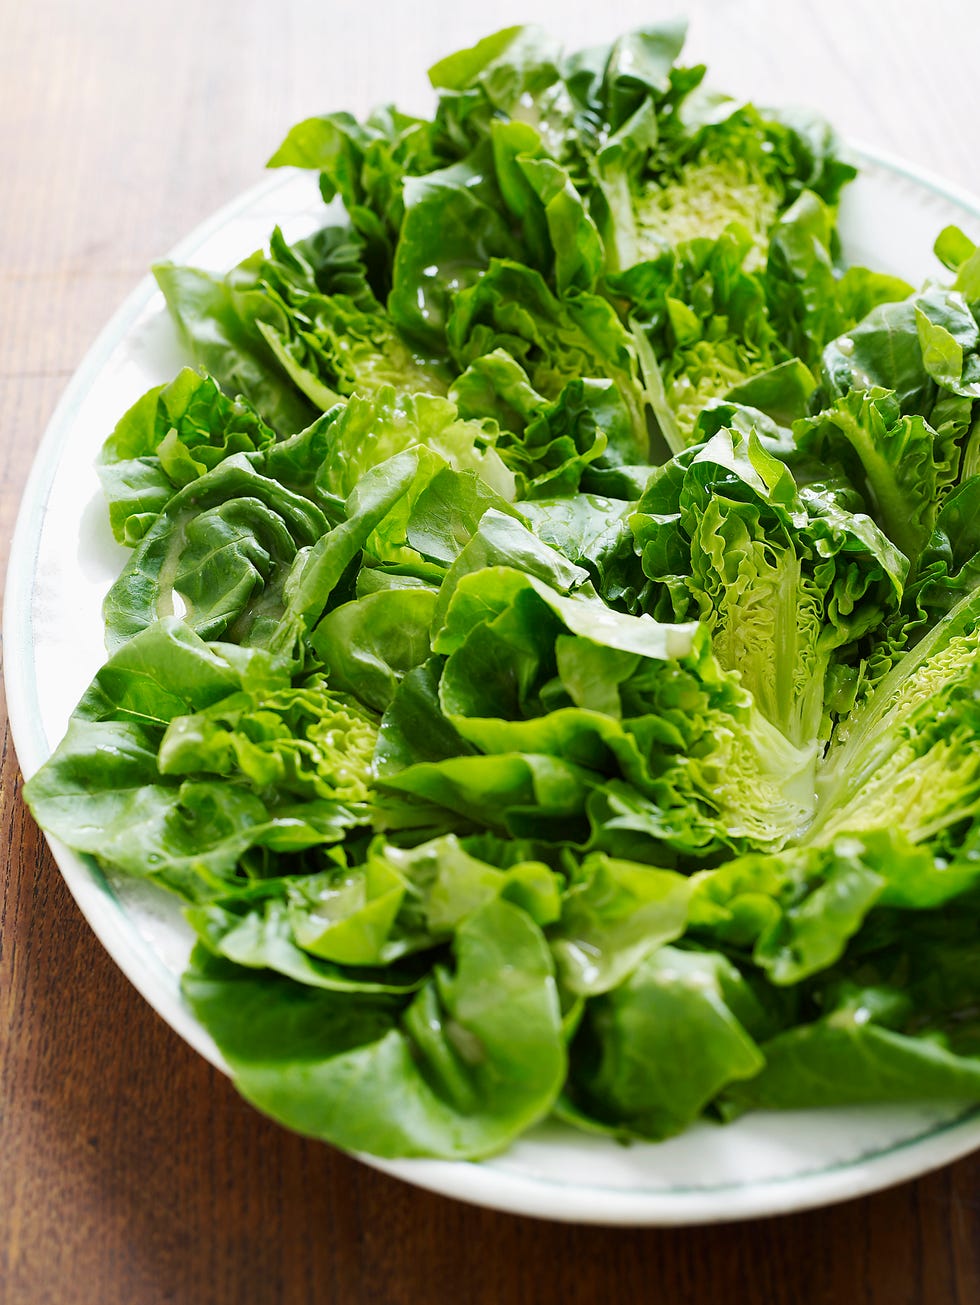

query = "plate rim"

[{"left": 7, "top": 144, "right": 980, "bottom": 1226}]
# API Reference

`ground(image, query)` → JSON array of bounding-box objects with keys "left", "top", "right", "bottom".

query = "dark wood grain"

[{"left": 4, "top": 3, "right": 980, "bottom": 1302}]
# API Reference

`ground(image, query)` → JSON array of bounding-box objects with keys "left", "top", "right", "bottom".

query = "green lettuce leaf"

[
  {"left": 183, "top": 898, "right": 565, "bottom": 1158},
  {"left": 99, "top": 369, "right": 277, "bottom": 545},
  {"left": 566, "top": 947, "right": 765, "bottom": 1140},
  {"left": 633, "top": 420, "right": 905, "bottom": 747}
]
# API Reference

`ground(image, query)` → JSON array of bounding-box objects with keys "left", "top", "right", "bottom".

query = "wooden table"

[{"left": 3, "top": 1, "right": 980, "bottom": 1300}]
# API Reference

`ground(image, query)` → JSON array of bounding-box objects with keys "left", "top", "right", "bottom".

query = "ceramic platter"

[{"left": 8, "top": 145, "right": 980, "bottom": 1225}]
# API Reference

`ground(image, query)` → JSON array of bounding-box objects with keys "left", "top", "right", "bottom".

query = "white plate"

[{"left": 8, "top": 147, "right": 980, "bottom": 1226}]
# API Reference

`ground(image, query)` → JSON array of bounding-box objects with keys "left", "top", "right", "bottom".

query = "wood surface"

[{"left": 3, "top": 1, "right": 980, "bottom": 1301}]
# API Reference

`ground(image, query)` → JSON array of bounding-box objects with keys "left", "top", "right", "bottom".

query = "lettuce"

[
  {"left": 24, "top": 23, "right": 980, "bottom": 1161},
  {"left": 632, "top": 422, "right": 905, "bottom": 747}
]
